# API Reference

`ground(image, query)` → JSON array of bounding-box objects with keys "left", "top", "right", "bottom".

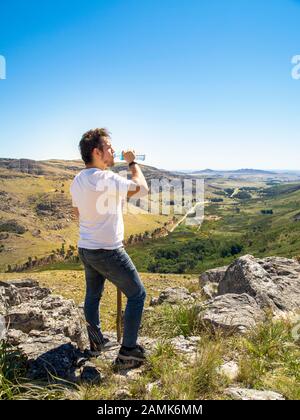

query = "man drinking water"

[{"left": 70, "top": 128, "right": 149, "bottom": 364}]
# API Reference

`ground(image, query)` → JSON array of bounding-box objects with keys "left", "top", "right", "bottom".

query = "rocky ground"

[
  {"left": 200, "top": 254, "right": 300, "bottom": 321},
  {"left": 1, "top": 254, "right": 300, "bottom": 400}
]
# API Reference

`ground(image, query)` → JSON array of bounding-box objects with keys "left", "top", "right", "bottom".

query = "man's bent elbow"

[
  {"left": 72, "top": 207, "right": 80, "bottom": 219},
  {"left": 138, "top": 184, "right": 149, "bottom": 197},
  {"left": 127, "top": 184, "right": 149, "bottom": 199}
]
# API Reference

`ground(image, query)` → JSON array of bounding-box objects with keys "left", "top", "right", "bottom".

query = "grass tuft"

[
  {"left": 237, "top": 318, "right": 300, "bottom": 400},
  {"left": 141, "top": 303, "right": 203, "bottom": 339}
]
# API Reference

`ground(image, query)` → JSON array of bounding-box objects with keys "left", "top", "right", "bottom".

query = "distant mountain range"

[{"left": 174, "top": 168, "right": 278, "bottom": 175}]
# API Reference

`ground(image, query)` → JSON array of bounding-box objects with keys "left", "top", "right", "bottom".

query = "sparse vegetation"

[
  {"left": 211, "top": 198, "right": 224, "bottom": 203},
  {"left": 234, "top": 191, "right": 252, "bottom": 200},
  {"left": 0, "top": 220, "right": 26, "bottom": 234},
  {"left": 260, "top": 209, "right": 273, "bottom": 215},
  {"left": 141, "top": 303, "right": 203, "bottom": 339},
  {"left": 237, "top": 318, "right": 300, "bottom": 400}
]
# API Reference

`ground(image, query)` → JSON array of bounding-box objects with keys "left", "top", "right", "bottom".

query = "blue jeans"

[{"left": 78, "top": 246, "right": 146, "bottom": 348}]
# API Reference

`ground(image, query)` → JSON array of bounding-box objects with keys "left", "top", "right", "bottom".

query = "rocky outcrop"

[
  {"left": 198, "top": 255, "right": 300, "bottom": 333},
  {"left": 1, "top": 280, "right": 87, "bottom": 347},
  {"left": 218, "top": 255, "right": 300, "bottom": 313},
  {"left": 0, "top": 279, "right": 102, "bottom": 382},
  {"left": 2, "top": 280, "right": 201, "bottom": 383}
]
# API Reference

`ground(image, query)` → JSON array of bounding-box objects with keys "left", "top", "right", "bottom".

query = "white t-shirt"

[{"left": 70, "top": 168, "right": 136, "bottom": 249}]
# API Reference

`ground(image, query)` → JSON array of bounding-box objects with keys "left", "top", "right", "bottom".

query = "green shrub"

[{"left": 0, "top": 220, "right": 26, "bottom": 234}]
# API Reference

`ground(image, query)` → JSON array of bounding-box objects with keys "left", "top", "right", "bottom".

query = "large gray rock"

[
  {"left": 224, "top": 387, "right": 285, "bottom": 400},
  {"left": 218, "top": 255, "right": 300, "bottom": 313},
  {"left": 4, "top": 295, "right": 87, "bottom": 349},
  {"left": 201, "top": 293, "right": 265, "bottom": 333},
  {"left": 40, "top": 296, "right": 88, "bottom": 349},
  {"left": 0, "top": 279, "right": 94, "bottom": 382}
]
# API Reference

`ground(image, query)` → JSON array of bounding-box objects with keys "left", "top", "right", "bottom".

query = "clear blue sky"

[{"left": 0, "top": 0, "right": 300, "bottom": 170}]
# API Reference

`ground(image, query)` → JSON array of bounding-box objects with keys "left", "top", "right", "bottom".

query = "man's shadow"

[{"left": 26, "top": 342, "right": 101, "bottom": 385}]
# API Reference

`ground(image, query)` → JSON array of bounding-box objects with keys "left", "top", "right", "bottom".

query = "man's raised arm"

[{"left": 123, "top": 150, "right": 149, "bottom": 198}]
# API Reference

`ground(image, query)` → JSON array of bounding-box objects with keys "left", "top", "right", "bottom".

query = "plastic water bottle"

[{"left": 114, "top": 152, "right": 146, "bottom": 162}]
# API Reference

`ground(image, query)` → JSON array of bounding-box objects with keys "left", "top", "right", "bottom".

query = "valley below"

[{"left": 1, "top": 158, "right": 300, "bottom": 274}]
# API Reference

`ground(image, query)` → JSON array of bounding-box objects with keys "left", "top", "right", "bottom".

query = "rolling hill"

[{"left": 0, "top": 158, "right": 183, "bottom": 271}]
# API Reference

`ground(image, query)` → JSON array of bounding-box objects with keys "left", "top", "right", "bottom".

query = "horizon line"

[{"left": 0, "top": 156, "right": 299, "bottom": 173}]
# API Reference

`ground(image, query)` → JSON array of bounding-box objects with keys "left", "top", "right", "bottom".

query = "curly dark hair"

[{"left": 79, "top": 128, "right": 111, "bottom": 164}]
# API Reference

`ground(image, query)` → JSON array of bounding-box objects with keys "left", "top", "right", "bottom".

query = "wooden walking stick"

[{"left": 116, "top": 288, "right": 122, "bottom": 343}]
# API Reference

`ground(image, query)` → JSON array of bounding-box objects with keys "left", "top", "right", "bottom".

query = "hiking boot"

[
  {"left": 113, "top": 357, "right": 142, "bottom": 371},
  {"left": 135, "top": 344, "right": 145, "bottom": 354},
  {"left": 118, "top": 345, "right": 146, "bottom": 362},
  {"left": 89, "top": 337, "right": 119, "bottom": 356}
]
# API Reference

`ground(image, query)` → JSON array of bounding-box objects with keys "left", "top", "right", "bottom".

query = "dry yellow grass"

[{"left": 0, "top": 168, "right": 170, "bottom": 270}]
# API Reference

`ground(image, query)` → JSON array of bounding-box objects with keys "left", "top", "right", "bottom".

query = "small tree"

[{"left": 60, "top": 243, "right": 65, "bottom": 256}]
